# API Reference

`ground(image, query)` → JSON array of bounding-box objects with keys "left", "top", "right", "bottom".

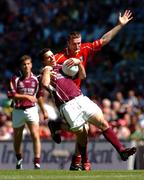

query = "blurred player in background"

[
  {"left": 54, "top": 9, "right": 133, "bottom": 170},
  {"left": 40, "top": 48, "right": 136, "bottom": 169},
  {"left": 7, "top": 55, "right": 48, "bottom": 169}
]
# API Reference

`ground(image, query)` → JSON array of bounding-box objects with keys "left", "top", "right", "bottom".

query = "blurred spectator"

[
  {"left": 0, "top": 126, "right": 12, "bottom": 140},
  {"left": 127, "top": 90, "right": 139, "bottom": 107}
]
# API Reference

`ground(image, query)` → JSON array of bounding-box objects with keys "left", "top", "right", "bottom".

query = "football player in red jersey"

[
  {"left": 7, "top": 55, "right": 48, "bottom": 169},
  {"left": 55, "top": 10, "right": 133, "bottom": 87},
  {"left": 53, "top": 9, "right": 133, "bottom": 170}
]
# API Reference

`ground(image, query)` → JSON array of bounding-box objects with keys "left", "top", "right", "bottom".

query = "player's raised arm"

[
  {"left": 41, "top": 67, "right": 51, "bottom": 89},
  {"left": 100, "top": 10, "right": 133, "bottom": 46}
]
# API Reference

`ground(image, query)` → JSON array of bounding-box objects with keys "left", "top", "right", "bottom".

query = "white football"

[{"left": 62, "top": 59, "right": 79, "bottom": 77}]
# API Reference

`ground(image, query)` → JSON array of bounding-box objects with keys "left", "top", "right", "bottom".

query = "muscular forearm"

[
  {"left": 12, "top": 93, "right": 37, "bottom": 103},
  {"left": 78, "top": 63, "right": 86, "bottom": 79},
  {"left": 41, "top": 71, "right": 51, "bottom": 88},
  {"left": 38, "top": 97, "right": 45, "bottom": 113},
  {"left": 38, "top": 96, "right": 48, "bottom": 120},
  {"left": 13, "top": 93, "right": 31, "bottom": 100},
  {"left": 101, "top": 23, "right": 123, "bottom": 46}
]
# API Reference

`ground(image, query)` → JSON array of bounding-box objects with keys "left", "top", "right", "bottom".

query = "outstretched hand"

[{"left": 119, "top": 10, "right": 133, "bottom": 26}]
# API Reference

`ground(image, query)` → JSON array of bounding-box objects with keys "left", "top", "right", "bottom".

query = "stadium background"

[{"left": 0, "top": 0, "right": 144, "bottom": 169}]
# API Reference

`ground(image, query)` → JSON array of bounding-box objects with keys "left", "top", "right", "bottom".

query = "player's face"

[
  {"left": 43, "top": 51, "right": 56, "bottom": 67},
  {"left": 21, "top": 59, "right": 32, "bottom": 76},
  {"left": 68, "top": 37, "right": 81, "bottom": 54}
]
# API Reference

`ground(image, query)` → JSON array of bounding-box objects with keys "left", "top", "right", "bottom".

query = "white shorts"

[
  {"left": 12, "top": 106, "right": 39, "bottom": 128},
  {"left": 60, "top": 95, "right": 102, "bottom": 131}
]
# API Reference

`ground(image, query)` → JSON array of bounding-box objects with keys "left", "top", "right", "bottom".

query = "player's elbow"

[
  {"left": 41, "top": 82, "right": 48, "bottom": 89},
  {"left": 41, "top": 78, "right": 49, "bottom": 87},
  {"left": 79, "top": 73, "right": 86, "bottom": 80},
  {"left": 82, "top": 73, "right": 86, "bottom": 79},
  {"left": 7, "top": 92, "right": 16, "bottom": 99},
  {"left": 100, "top": 36, "right": 111, "bottom": 46}
]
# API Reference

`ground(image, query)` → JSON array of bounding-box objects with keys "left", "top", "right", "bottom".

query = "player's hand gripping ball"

[{"left": 62, "top": 58, "right": 79, "bottom": 77}]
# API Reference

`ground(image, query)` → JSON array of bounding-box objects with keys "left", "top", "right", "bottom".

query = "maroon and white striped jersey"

[
  {"left": 7, "top": 72, "right": 43, "bottom": 108},
  {"left": 46, "top": 64, "right": 82, "bottom": 107}
]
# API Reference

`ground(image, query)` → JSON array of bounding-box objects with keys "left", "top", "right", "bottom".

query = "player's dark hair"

[
  {"left": 38, "top": 48, "right": 51, "bottom": 61},
  {"left": 67, "top": 31, "right": 81, "bottom": 41},
  {"left": 19, "top": 55, "right": 32, "bottom": 65}
]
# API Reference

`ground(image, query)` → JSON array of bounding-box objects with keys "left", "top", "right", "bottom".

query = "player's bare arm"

[
  {"left": 100, "top": 10, "right": 133, "bottom": 46},
  {"left": 78, "top": 62, "right": 86, "bottom": 79},
  {"left": 38, "top": 96, "right": 48, "bottom": 120},
  {"left": 41, "top": 68, "right": 51, "bottom": 88},
  {"left": 13, "top": 93, "right": 37, "bottom": 103}
]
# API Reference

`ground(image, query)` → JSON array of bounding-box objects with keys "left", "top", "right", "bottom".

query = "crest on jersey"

[
  {"left": 19, "top": 82, "right": 24, "bottom": 88},
  {"left": 31, "top": 81, "right": 36, "bottom": 87}
]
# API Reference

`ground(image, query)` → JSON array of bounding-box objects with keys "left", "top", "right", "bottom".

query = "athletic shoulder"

[{"left": 55, "top": 49, "right": 66, "bottom": 59}]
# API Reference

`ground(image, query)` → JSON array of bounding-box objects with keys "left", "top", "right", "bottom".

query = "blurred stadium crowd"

[{"left": 0, "top": 0, "right": 144, "bottom": 141}]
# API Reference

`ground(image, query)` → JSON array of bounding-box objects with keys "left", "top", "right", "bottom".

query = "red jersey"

[
  {"left": 55, "top": 40, "right": 102, "bottom": 87},
  {"left": 7, "top": 72, "right": 43, "bottom": 108}
]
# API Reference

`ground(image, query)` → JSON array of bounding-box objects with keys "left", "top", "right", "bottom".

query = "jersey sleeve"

[
  {"left": 36, "top": 84, "right": 44, "bottom": 98},
  {"left": 55, "top": 51, "right": 66, "bottom": 64},
  {"left": 84, "top": 39, "right": 102, "bottom": 55},
  {"left": 92, "top": 39, "right": 102, "bottom": 51},
  {"left": 36, "top": 76, "right": 44, "bottom": 98},
  {"left": 7, "top": 76, "right": 17, "bottom": 99}
]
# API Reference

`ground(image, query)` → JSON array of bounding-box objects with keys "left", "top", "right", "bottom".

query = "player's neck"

[{"left": 23, "top": 72, "right": 31, "bottom": 78}]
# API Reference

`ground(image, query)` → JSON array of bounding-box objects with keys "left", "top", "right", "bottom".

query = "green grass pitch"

[{"left": 0, "top": 170, "right": 144, "bottom": 180}]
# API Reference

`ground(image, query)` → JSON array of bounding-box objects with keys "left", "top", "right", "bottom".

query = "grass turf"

[{"left": 0, "top": 170, "right": 144, "bottom": 180}]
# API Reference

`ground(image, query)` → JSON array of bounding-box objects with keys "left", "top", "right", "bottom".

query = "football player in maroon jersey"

[{"left": 8, "top": 55, "right": 48, "bottom": 169}]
